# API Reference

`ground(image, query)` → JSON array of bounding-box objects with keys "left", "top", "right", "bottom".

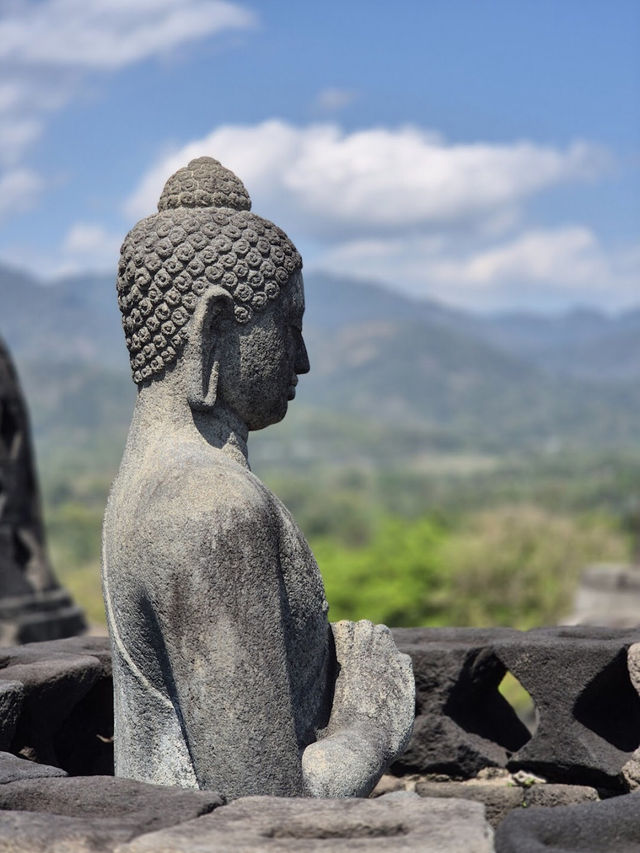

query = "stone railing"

[
  {"left": 392, "top": 625, "right": 640, "bottom": 791},
  {"left": 0, "top": 627, "right": 638, "bottom": 850}
]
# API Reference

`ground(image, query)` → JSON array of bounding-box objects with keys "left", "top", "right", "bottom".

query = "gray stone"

[
  {"left": 0, "top": 637, "right": 113, "bottom": 774},
  {"left": 0, "top": 749, "right": 66, "bottom": 783},
  {"left": 415, "top": 779, "right": 599, "bottom": 829},
  {"left": 416, "top": 780, "right": 523, "bottom": 827},
  {"left": 627, "top": 641, "right": 640, "bottom": 696},
  {"left": 117, "top": 793, "right": 494, "bottom": 852},
  {"left": 0, "top": 775, "right": 223, "bottom": 852},
  {"left": 0, "top": 680, "right": 23, "bottom": 750},
  {"left": 102, "top": 156, "right": 414, "bottom": 798},
  {"left": 391, "top": 627, "right": 529, "bottom": 778},
  {"left": 522, "top": 783, "right": 599, "bottom": 809},
  {"left": 495, "top": 791, "right": 640, "bottom": 853},
  {"left": 493, "top": 626, "right": 640, "bottom": 789},
  {"left": 0, "top": 336, "right": 86, "bottom": 644}
]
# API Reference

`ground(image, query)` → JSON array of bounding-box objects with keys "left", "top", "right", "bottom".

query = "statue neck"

[{"left": 129, "top": 376, "right": 250, "bottom": 469}]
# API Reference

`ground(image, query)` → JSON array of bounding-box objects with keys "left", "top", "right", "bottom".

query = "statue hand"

[{"left": 302, "top": 620, "right": 414, "bottom": 798}]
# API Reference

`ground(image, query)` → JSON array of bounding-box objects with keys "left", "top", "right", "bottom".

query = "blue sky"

[{"left": 0, "top": 0, "right": 638, "bottom": 312}]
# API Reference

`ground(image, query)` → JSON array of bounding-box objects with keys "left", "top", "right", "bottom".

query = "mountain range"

[{"left": 2, "top": 262, "right": 640, "bottom": 465}]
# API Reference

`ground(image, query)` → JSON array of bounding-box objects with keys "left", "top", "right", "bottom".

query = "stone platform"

[{"left": 0, "top": 629, "right": 637, "bottom": 850}]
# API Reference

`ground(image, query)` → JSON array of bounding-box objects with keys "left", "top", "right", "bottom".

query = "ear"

[{"left": 184, "top": 285, "right": 233, "bottom": 411}]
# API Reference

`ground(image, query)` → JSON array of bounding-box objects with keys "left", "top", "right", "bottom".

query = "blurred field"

[{"left": 43, "top": 450, "right": 632, "bottom": 631}]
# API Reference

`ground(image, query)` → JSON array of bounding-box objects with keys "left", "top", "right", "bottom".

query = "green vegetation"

[
  {"left": 316, "top": 506, "right": 626, "bottom": 628},
  {"left": 41, "top": 447, "right": 633, "bottom": 631},
  {"left": 44, "top": 469, "right": 111, "bottom": 626}
]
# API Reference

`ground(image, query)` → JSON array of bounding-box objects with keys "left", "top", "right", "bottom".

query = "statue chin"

[{"left": 102, "top": 155, "right": 414, "bottom": 799}]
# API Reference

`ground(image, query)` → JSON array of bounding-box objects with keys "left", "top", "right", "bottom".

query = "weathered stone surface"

[
  {"left": 302, "top": 620, "right": 414, "bottom": 797},
  {"left": 0, "top": 636, "right": 113, "bottom": 774},
  {"left": 0, "top": 750, "right": 67, "bottom": 783},
  {"left": 0, "top": 776, "right": 223, "bottom": 852},
  {"left": 392, "top": 627, "right": 529, "bottom": 778},
  {"left": 495, "top": 791, "right": 640, "bottom": 853},
  {"left": 103, "top": 156, "right": 414, "bottom": 798},
  {"left": 0, "top": 811, "right": 119, "bottom": 853},
  {"left": 494, "top": 627, "right": 640, "bottom": 789},
  {"left": 0, "top": 336, "right": 86, "bottom": 645},
  {"left": 416, "top": 779, "right": 599, "bottom": 827},
  {"left": 393, "top": 626, "right": 640, "bottom": 789},
  {"left": 416, "top": 780, "right": 523, "bottom": 827},
  {"left": 627, "top": 641, "right": 640, "bottom": 696},
  {"left": 118, "top": 793, "right": 494, "bottom": 853},
  {"left": 0, "top": 680, "right": 23, "bottom": 750},
  {"left": 523, "top": 783, "right": 599, "bottom": 810}
]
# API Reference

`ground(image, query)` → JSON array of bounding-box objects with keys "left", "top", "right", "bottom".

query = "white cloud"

[
  {"left": 0, "top": 72, "right": 76, "bottom": 166},
  {"left": 318, "top": 227, "right": 640, "bottom": 311},
  {"left": 438, "top": 227, "right": 605, "bottom": 287},
  {"left": 63, "top": 222, "right": 122, "bottom": 260},
  {"left": 0, "top": 0, "right": 255, "bottom": 216},
  {"left": 3, "top": 221, "right": 123, "bottom": 278},
  {"left": 119, "top": 120, "right": 636, "bottom": 311},
  {"left": 0, "top": 0, "right": 255, "bottom": 69},
  {"left": 124, "top": 120, "right": 606, "bottom": 240},
  {"left": 0, "top": 167, "right": 44, "bottom": 220},
  {"left": 314, "top": 88, "right": 357, "bottom": 112}
]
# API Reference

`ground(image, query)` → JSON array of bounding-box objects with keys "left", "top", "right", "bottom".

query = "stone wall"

[{"left": 0, "top": 627, "right": 638, "bottom": 850}]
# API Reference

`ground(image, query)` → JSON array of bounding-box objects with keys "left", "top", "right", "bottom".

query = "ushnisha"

[{"left": 102, "top": 157, "right": 414, "bottom": 798}]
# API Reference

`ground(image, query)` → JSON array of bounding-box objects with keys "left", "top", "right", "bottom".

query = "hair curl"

[{"left": 117, "top": 157, "right": 302, "bottom": 385}]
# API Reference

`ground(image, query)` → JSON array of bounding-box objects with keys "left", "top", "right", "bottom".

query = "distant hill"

[
  {"left": 0, "top": 263, "right": 126, "bottom": 370},
  {"left": 2, "top": 263, "right": 640, "bottom": 464},
  {"left": 474, "top": 307, "right": 640, "bottom": 381},
  {"left": 304, "top": 273, "right": 640, "bottom": 384}
]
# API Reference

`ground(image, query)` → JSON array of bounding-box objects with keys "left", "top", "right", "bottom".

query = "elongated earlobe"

[{"left": 185, "top": 285, "right": 232, "bottom": 411}]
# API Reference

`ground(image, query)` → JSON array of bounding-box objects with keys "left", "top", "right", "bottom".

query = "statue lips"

[{"left": 288, "top": 376, "right": 299, "bottom": 400}]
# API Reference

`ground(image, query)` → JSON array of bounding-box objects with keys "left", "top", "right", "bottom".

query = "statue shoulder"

[{"left": 145, "top": 446, "right": 274, "bottom": 528}]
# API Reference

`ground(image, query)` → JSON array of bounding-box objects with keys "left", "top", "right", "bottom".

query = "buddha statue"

[{"left": 102, "top": 157, "right": 414, "bottom": 798}]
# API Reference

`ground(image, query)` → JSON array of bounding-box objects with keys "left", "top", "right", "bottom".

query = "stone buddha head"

[{"left": 116, "top": 156, "right": 309, "bottom": 430}]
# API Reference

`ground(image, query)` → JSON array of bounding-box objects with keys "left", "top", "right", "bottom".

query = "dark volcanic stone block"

[
  {"left": 493, "top": 627, "right": 640, "bottom": 789},
  {"left": 495, "top": 791, "right": 640, "bottom": 853},
  {"left": 393, "top": 626, "right": 640, "bottom": 789},
  {"left": 0, "top": 636, "right": 114, "bottom": 774},
  {"left": 0, "top": 775, "right": 224, "bottom": 852},
  {"left": 392, "top": 627, "right": 530, "bottom": 778},
  {"left": 120, "top": 793, "right": 494, "bottom": 852}
]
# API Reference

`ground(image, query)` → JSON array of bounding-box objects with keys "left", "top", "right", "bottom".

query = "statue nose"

[{"left": 295, "top": 335, "right": 310, "bottom": 375}]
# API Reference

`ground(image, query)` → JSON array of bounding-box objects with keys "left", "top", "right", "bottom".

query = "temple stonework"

[{"left": 0, "top": 337, "right": 85, "bottom": 644}]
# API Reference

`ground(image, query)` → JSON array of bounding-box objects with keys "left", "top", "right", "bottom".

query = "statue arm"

[{"left": 155, "top": 487, "right": 306, "bottom": 797}]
